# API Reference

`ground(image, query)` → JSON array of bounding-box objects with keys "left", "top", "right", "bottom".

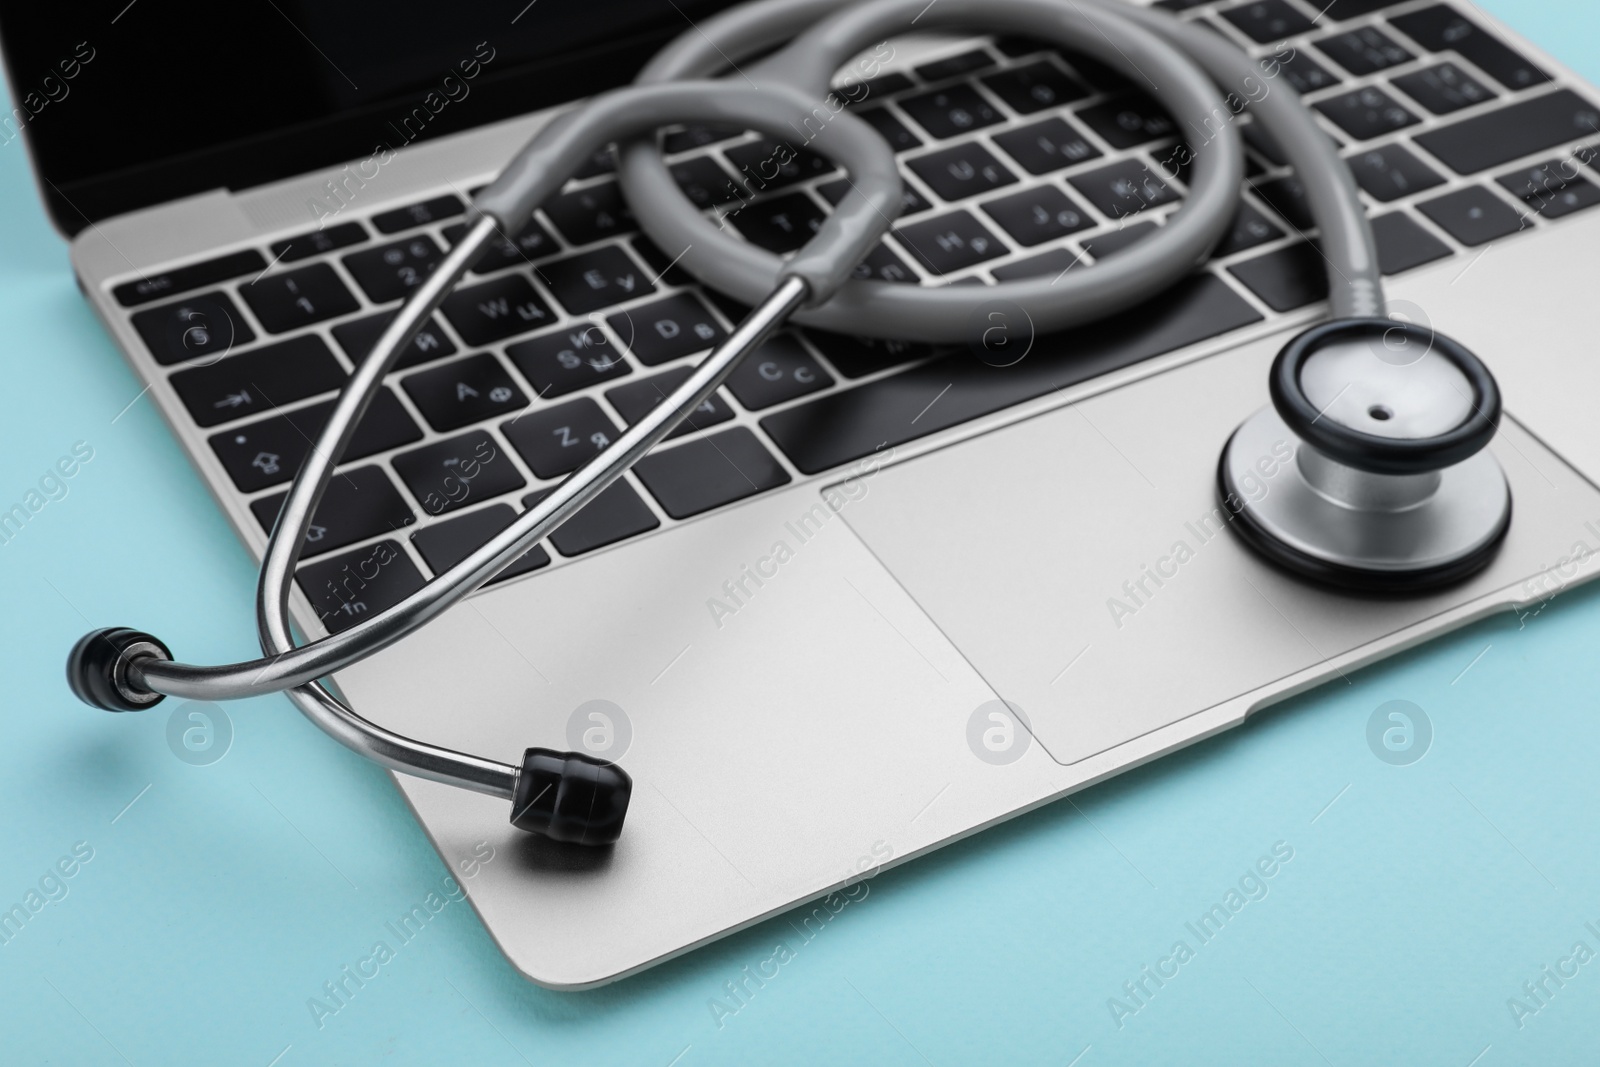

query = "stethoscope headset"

[{"left": 66, "top": 0, "right": 1511, "bottom": 848}]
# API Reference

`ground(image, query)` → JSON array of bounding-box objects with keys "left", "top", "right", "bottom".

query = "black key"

[
  {"left": 524, "top": 482, "right": 661, "bottom": 557},
  {"left": 633, "top": 428, "right": 792, "bottom": 519},
  {"left": 1498, "top": 162, "right": 1600, "bottom": 221},
  {"left": 440, "top": 274, "right": 555, "bottom": 345},
  {"left": 1372, "top": 212, "right": 1452, "bottom": 274},
  {"left": 113, "top": 249, "right": 266, "bottom": 307},
  {"left": 571, "top": 145, "right": 617, "bottom": 180},
  {"left": 1418, "top": 185, "right": 1529, "bottom": 245},
  {"left": 297, "top": 540, "right": 425, "bottom": 635},
  {"left": 1251, "top": 175, "right": 1313, "bottom": 229},
  {"left": 1390, "top": 6, "right": 1550, "bottom": 90},
  {"left": 1415, "top": 91, "right": 1600, "bottom": 174},
  {"left": 724, "top": 334, "right": 834, "bottom": 410},
  {"left": 722, "top": 140, "right": 836, "bottom": 194},
  {"left": 208, "top": 390, "right": 421, "bottom": 493},
  {"left": 1315, "top": 26, "right": 1413, "bottom": 75},
  {"left": 240, "top": 263, "right": 359, "bottom": 333},
  {"left": 671, "top": 156, "right": 743, "bottom": 208},
  {"left": 607, "top": 294, "right": 728, "bottom": 366},
  {"left": 130, "top": 291, "right": 256, "bottom": 366},
  {"left": 854, "top": 107, "right": 922, "bottom": 152},
  {"left": 371, "top": 194, "right": 464, "bottom": 234},
  {"left": 605, "top": 367, "right": 735, "bottom": 438},
  {"left": 410, "top": 504, "right": 550, "bottom": 582},
  {"left": 981, "top": 185, "right": 1094, "bottom": 245},
  {"left": 849, "top": 243, "right": 919, "bottom": 284},
  {"left": 1314, "top": 87, "right": 1418, "bottom": 140},
  {"left": 1220, "top": 0, "right": 1314, "bottom": 44},
  {"left": 991, "top": 247, "right": 1084, "bottom": 282},
  {"left": 536, "top": 247, "right": 656, "bottom": 314},
  {"left": 1214, "top": 202, "right": 1285, "bottom": 256},
  {"left": 899, "top": 85, "right": 1004, "bottom": 139},
  {"left": 1153, "top": 0, "right": 1212, "bottom": 9},
  {"left": 1069, "top": 160, "right": 1179, "bottom": 220},
  {"left": 629, "top": 235, "right": 694, "bottom": 287},
  {"left": 331, "top": 311, "right": 457, "bottom": 371},
  {"left": 1082, "top": 221, "right": 1159, "bottom": 260},
  {"left": 1057, "top": 52, "right": 1135, "bottom": 95},
  {"left": 1243, "top": 121, "right": 1291, "bottom": 167},
  {"left": 983, "top": 61, "right": 1088, "bottom": 115},
  {"left": 992, "top": 117, "right": 1103, "bottom": 176},
  {"left": 762, "top": 274, "right": 1262, "bottom": 474},
  {"left": 1347, "top": 143, "right": 1446, "bottom": 201},
  {"left": 726, "top": 192, "right": 827, "bottom": 253},
  {"left": 803, "top": 331, "right": 931, "bottom": 379},
  {"left": 894, "top": 211, "right": 1007, "bottom": 274},
  {"left": 250, "top": 465, "right": 414, "bottom": 557},
  {"left": 1228, "top": 241, "right": 1326, "bottom": 310},
  {"left": 1320, "top": 0, "right": 1405, "bottom": 17},
  {"left": 819, "top": 177, "right": 932, "bottom": 217},
  {"left": 170, "top": 334, "right": 344, "bottom": 427},
  {"left": 1265, "top": 49, "right": 1340, "bottom": 95},
  {"left": 501, "top": 398, "right": 620, "bottom": 479},
  {"left": 993, "top": 36, "right": 1050, "bottom": 57},
  {"left": 342, "top": 236, "right": 443, "bottom": 303},
  {"left": 540, "top": 182, "right": 636, "bottom": 246},
  {"left": 1152, "top": 141, "right": 1196, "bottom": 190},
  {"left": 915, "top": 49, "right": 995, "bottom": 82},
  {"left": 394, "top": 431, "right": 526, "bottom": 517},
  {"left": 856, "top": 72, "right": 915, "bottom": 98},
  {"left": 269, "top": 222, "right": 369, "bottom": 265},
  {"left": 507, "top": 325, "right": 632, "bottom": 398},
  {"left": 662, "top": 124, "right": 743, "bottom": 154},
  {"left": 442, "top": 218, "right": 560, "bottom": 275},
  {"left": 403, "top": 354, "right": 529, "bottom": 431},
  {"left": 1391, "top": 62, "right": 1495, "bottom": 116},
  {"left": 1075, "top": 94, "right": 1178, "bottom": 149},
  {"left": 909, "top": 143, "right": 1018, "bottom": 201}
]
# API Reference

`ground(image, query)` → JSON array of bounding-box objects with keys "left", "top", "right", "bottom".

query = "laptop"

[{"left": 9, "top": 0, "right": 1600, "bottom": 987}]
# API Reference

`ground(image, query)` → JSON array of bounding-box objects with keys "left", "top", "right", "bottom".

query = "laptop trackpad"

[{"left": 837, "top": 332, "right": 1600, "bottom": 766}]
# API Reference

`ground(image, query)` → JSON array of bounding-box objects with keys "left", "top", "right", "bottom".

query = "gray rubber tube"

[{"left": 619, "top": 0, "right": 1384, "bottom": 341}]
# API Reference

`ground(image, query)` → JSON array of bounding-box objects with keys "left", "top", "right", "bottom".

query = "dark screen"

[{"left": 0, "top": 0, "right": 733, "bottom": 231}]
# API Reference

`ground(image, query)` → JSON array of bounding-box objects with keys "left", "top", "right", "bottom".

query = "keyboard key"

[
  {"left": 983, "top": 61, "right": 1087, "bottom": 115},
  {"left": 853, "top": 107, "right": 922, "bottom": 152},
  {"left": 442, "top": 217, "right": 559, "bottom": 275},
  {"left": 1075, "top": 93, "right": 1178, "bottom": 149},
  {"left": 410, "top": 504, "right": 550, "bottom": 582},
  {"left": 662, "top": 124, "right": 743, "bottom": 154},
  {"left": 371, "top": 194, "right": 464, "bottom": 234},
  {"left": 605, "top": 367, "right": 735, "bottom": 438},
  {"left": 629, "top": 235, "right": 694, "bottom": 287},
  {"left": 1228, "top": 241, "right": 1326, "bottom": 311},
  {"left": 1320, "top": 0, "right": 1406, "bottom": 17},
  {"left": 1315, "top": 26, "right": 1412, "bottom": 75},
  {"left": 508, "top": 325, "right": 632, "bottom": 399},
  {"left": 1314, "top": 87, "right": 1418, "bottom": 140},
  {"left": 343, "top": 235, "right": 443, "bottom": 303},
  {"left": 331, "top": 311, "right": 457, "bottom": 371},
  {"left": 915, "top": 49, "right": 996, "bottom": 82},
  {"left": 1220, "top": 1, "right": 1314, "bottom": 44},
  {"left": 131, "top": 291, "right": 256, "bottom": 366},
  {"left": 572, "top": 145, "right": 617, "bottom": 180},
  {"left": 394, "top": 430, "right": 527, "bottom": 516},
  {"left": 1415, "top": 91, "right": 1600, "bottom": 175},
  {"left": 1418, "top": 185, "right": 1528, "bottom": 245},
  {"left": 856, "top": 71, "right": 915, "bottom": 98},
  {"left": 1214, "top": 202, "right": 1285, "bottom": 256},
  {"left": 670, "top": 156, "right": 743, "bottom": 208},
  {"left": 981, "top": 185, "right": 1094, "bottom": 245},
  {"left": 633, "top": 428, "right": 792, "bottom": 519},
  {"left": 1266, "top": 49, "right": 1340, "bottom": 95},
  {"left": 762, "top": 274, "right": 1261, "bottom": 474},
  {"left": 893, "top": 211, "right": 1007, "bottom": 274},
  {"left": 899, "top": 85, "right": 1003, "bottom": 139},
  {"left": 723, "top": 334, "right": 834, "bottom": 410},
  {"left": 240, "top": 263, "right": 359, "bottom": 333},
  {"left": 1390, "top": 6, "right": 1550, "bottom": 90},
  {"left": 270, "top": 222, "right": 369, "bottom": 265},
  {"left": 113, "top": 249, "right": 266, "bottom": 307},
  {"left": 403, "top": 353, "right": 529, "bottom": 431},
  {"left": 802, "top": 331, "right": 931, "bottom": 379},
  {"left": 536, "top": 246, "right": 656, "bottom": 314},
  {"left": 993, "top": 117, "right": 1103, "bottom": 176},
  {"left": 991, "top": 247, "right": 1084, "bottom": 282},
  {"left": 250, "top": 465, "right": 414, "bottom": 557},
  {"left": 818, "top": 177, "right": 931, "bottom": 217},
  {"left": 297, "top": 540, "right": 425, "bottom": 635},
  {"left": 722, "top": 140, "right": 836, "bottom": 194},
  {"left": 1391, "top": 62, "right": 1495, "bottom": 116},
  {"left": 170, "top": 334, "right": 344, "bottom": 428},
  {"left": 1082, "top": 221, "right": 1159, "bottom": 260},
  {"left": 524, "top": 482, "right": 661, "bottom": 557},
  {"left": 501, "top": 398, "right": 620, "bottom": 478},
  {"left": 1498, "top": 162, "right": 1600, "bottom": 220},
  {"left": 1348, "top": 143, "right": 1446, "bottom": 201},
  {"left": 1372, "top": 211, "right": 1451, "bottom": 273},
  {"left": 1069, "top": 159, "right": 1179, "bottom": 220},
  {"left": 727, "top": 192, "right": 826, "bottom": 253},
  {"left": 909, "top": 143, "right": 1018, "bottom": 201},
  {"left": 208, "top": 389, "right": 421, "bottom": 493},
  {"left": 440, "top": 274, "right": 555, "bottom": 345},
  {"left": 607, "top": 293, "right": 727, "bottom": 366},
  {"left": 848, "top": 243, "right": 919, "bottom": 284},
  {"left": 1251, "top": 175, "right": 1313, "bottom": 229},
  {"left": 540, "top": 182, "right": 637, "bottom": 246}
]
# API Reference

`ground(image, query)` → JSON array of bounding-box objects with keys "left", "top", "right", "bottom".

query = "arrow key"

[{"left": 402, "top": 353, "right": 529, "bottom": 432}]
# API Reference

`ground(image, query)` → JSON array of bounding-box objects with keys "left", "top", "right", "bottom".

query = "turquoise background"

[{"left": 3, "top": 4, "right": 1598, "bottom": 1063}]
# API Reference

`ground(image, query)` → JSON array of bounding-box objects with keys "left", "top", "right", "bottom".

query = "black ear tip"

[
  {"left": 66, "top": 628, "right": 172, "bottom": 712},
  {"left": 511, "top": 748, "right": 633, "bottom": 846}
]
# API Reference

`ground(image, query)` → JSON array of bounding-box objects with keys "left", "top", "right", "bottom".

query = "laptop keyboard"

[{"left": 105, "top": 0, "right": 1600, "bottom": 633}]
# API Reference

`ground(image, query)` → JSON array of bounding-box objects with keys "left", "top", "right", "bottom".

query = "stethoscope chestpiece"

[{"left": 1219, "top": 318, "right": 1513, "bottom": 592}]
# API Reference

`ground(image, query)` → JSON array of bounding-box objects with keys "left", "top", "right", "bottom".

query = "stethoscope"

[{"left": 66, "top": 0, "right": 1512, "bottom": 847}]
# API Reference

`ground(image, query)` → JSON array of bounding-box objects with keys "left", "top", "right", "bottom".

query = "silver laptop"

[{"left": 14, "top": 0, "right": 1600, "bottom": 987}]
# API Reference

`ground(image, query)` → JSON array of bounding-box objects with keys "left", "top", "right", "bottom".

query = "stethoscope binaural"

[{"left": 66, "top": 0, "right": 1514, "bottom": 847}]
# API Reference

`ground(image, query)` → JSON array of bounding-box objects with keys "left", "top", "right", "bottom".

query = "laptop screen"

[{"left": 0, "top": 0, "right": 733, "bottom": 233}]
